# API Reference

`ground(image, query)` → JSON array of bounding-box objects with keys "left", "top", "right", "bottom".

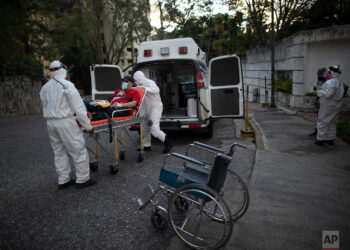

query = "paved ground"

[
  {"left": 0, "top": 115, "right": 255, "bottom": 250},
  {"left": 231, "top": 103, "right": 350, "bottom": 250},
  {"left": 1, "top": 102, "right": 349, "bottom": 250}
]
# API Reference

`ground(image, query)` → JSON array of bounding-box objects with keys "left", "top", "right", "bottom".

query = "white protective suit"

[
  {"left": 40, "top": 61, "right": 92, "bottom": 185},
  {"left": 133, "top": 71, "right": 166, "bottom": 147},
  {"left": 316, "top": 72, "right": 344, "bottom": 141}
]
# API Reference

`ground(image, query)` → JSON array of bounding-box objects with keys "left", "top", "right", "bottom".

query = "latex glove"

[
  {"left": 88, "top": 128, "right": 94, "bottom": 137},
  {"left": 116, "top": 103, "right": 123, "bottom": 108}
]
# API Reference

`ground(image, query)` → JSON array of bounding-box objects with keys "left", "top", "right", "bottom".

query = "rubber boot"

[
  {"left": 163, "top": 136, "right": 173, "bottom": 154},
  {"left": 309, "top": 128, "right": 317, "bottom": 137}
]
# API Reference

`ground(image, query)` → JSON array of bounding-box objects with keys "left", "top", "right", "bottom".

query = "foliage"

[
  {"left": 0, "top": 0, "right": 152, "bottom": 91},
  {"left": 224, "top": 0, "right": 321, "bottom": 45},
  {"left": 275, "top": 72, "right": 292, "bottom": 94},
  {"left": 102, "top": 0, "right": 152, "bottom": 67},
  {"left": 160, "top": 12, "right": 247, "bottom": 61},
  {"left": 45, "top": 4, "right": 100, "bottom": 90},
  {"left": 284, "top": 0, "right": 350, "bottom": 37},
  {"left": 0, "top": 0, "right": 47, "bottom": 80},
  {"left": 337, "top": 119, "right": 350, "bottom": 144}
]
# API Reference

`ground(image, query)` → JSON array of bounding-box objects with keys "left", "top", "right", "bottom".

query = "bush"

[
  {"left": 337, "top": 119, "right": 350, "bottom": 145},
  {"left": 275, "top": 78, "right": 293, "bottom": 94},
  {"left": 0, "top": 55, "right": 43, "bottom": 80}
]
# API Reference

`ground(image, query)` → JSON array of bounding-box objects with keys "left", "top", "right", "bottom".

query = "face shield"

[{"left": 329, "top": 65, "right": 341, "bottom": 78}]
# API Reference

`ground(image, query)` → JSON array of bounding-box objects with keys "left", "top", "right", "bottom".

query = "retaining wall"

[
  {"left": 242, "top": 24, "right": 350, "bottom": 111},
  {"left": 0, "top": 76, "right": 42, "bottom": 117}
]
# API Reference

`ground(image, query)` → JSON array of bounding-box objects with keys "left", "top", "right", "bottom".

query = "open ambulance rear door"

[
  {"left": 208, "top": 55, "right": 244, "bottom": 118},
  {"left": 90, "top": 64, "right": 123, "bottom": 99}
]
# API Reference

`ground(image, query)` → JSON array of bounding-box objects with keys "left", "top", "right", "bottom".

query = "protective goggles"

[{"left": 49, "top": 63, "right": 67, "bottom": 72}]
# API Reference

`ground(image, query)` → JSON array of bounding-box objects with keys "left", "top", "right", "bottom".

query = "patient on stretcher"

[{"left": 83, "top": 75, "right": 140, "bottom": 121}]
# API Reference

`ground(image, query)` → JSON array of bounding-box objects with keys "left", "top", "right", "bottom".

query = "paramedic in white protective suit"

[
  {"left": 40, "top": 60, "right": 96, "bottom": 189},
  {"left": 315, "top": 65, "right": 344, "bottom": 146},
  {"left": 133, "top": 71, "right": 173, "bottom": 154}
]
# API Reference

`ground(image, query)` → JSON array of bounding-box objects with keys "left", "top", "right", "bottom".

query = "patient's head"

[{"left": 121, "top": 75, "right": 135, "bottom": 90}]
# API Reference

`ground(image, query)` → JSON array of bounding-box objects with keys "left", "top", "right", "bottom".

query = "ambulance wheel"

[
  {"left": 137, "top": 153, "right": 144, "bottom": 163},
  {"left": 119, "top": 151, "right": 125, "bottom": 160},
  {"left": 203, "top": 120, "right": 213, "bottom": 138},
  {"left": 109, "top": 164, "right": 119, "bottom": 175},
  {"left": 89, "top": 161, "right": 98, "bottom": 172},
  {"left": 151, "top": 209, "right": 168, "bottom": 231}
]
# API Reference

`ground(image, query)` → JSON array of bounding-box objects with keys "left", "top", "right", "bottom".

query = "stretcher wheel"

[
  {"left": 119, "top": 151, "right": 125, "bottom": 160},
  {"left": 151, "top": 209, "right": 168, "bottom": 231},
  {"left": 89, "top": 160, "right": 98, "bottom": 172},
  {"left": 109, "top": 164, "right": 119, "bottom": 175},
  {"left": 137, "top": 153, "right": 144, "bottom": 163},
  {"left": 168, "top": 183, "right": 233, "bottom": 250}
]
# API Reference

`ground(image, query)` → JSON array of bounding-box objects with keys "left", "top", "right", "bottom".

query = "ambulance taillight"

[
  {"left": 196, "top": 72, "right": 205, "bottom": 88},
  {"left": 179, "top": 46, "right": 188, "bottom": 54},
  {"left": 144, "top": 50, "right": 152, "bottom": 57}
]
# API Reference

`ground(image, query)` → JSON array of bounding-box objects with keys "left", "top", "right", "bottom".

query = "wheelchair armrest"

[
  {"left": 193, "top": 141, "right": 225, "bottom": 154},
  {"left": 170, "top": 153, "right": 206, "bottom": 166}
]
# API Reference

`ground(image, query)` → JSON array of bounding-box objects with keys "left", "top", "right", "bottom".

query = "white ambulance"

[{"left": 90, "top": 38, "right": 244, "bottom": 137}]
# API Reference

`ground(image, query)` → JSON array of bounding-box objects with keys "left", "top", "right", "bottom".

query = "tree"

[
  {"left": 101, "top": 0, "right": 152, "bottom": 67},
  {"left": 224, "top": 0, "right": 316, "bottom": 44},
  {"left": 285, "top": 0, "right": 350, "bottom": 36}
]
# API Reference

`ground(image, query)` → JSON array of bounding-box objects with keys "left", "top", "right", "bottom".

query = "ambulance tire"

[{"left": 203, "top": 120, "right": 213, "bottom": 138}]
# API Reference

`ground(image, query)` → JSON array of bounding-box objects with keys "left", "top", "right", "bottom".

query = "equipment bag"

[{"left": 83, "top": 99, "right": 130, "bottom": 121}]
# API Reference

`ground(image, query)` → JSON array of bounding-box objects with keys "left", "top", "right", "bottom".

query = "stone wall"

[
  {"left": 0, "top": 76, "right": 43, "bottom": 117},
  {"left": 242, "top": 24, "right": 350, "bottom": 111}
]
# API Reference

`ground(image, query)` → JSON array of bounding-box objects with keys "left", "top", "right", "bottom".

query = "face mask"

[
  {"left": 330, "top": 71, "right": 339, "bottom": 78},
  {"left": 325, "top": 74, "right": 332, "bottom": 80},
  {"left": 121, "top": 82, "right": 128, "bottom": 90},
  {"left": 135, "top": 79, "right": 143, "bottom": 86}
]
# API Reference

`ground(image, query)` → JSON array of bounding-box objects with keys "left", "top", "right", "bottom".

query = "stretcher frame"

[{"left": 83, "top": 87, "right": 147, "bottom": 175}]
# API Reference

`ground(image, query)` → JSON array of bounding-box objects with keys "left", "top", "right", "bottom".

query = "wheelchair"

[{"left": 137, "top": 141, "right": 250, "bottom": 249}]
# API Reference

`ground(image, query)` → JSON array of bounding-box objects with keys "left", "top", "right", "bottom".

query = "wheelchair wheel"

[
  {"left": 221, "top": 170, "right": 249, "bottom": 221},
  {"left": 168, "top": 184, "right": 233, "bottom": 250},
  {"left": 175, "top": 196, "right": 190, "bottom": 212},
  {"left": 151, "top": 209, "right": 168, "bottom": 231}
]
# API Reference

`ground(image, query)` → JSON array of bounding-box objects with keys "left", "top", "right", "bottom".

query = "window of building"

[
  {"left": 101, "top": 33, "right": 104, "bottom": 41},
  {"left": 127, "top": 59, "right": 133, "bottom": 63},
  {"left": 127, "top": 47, "right": 132, "bottom": 52}
]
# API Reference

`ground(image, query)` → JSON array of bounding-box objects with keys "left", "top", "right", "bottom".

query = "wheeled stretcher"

[{"left": 82, "top": 87, "right": 147, "bottom": 175}]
